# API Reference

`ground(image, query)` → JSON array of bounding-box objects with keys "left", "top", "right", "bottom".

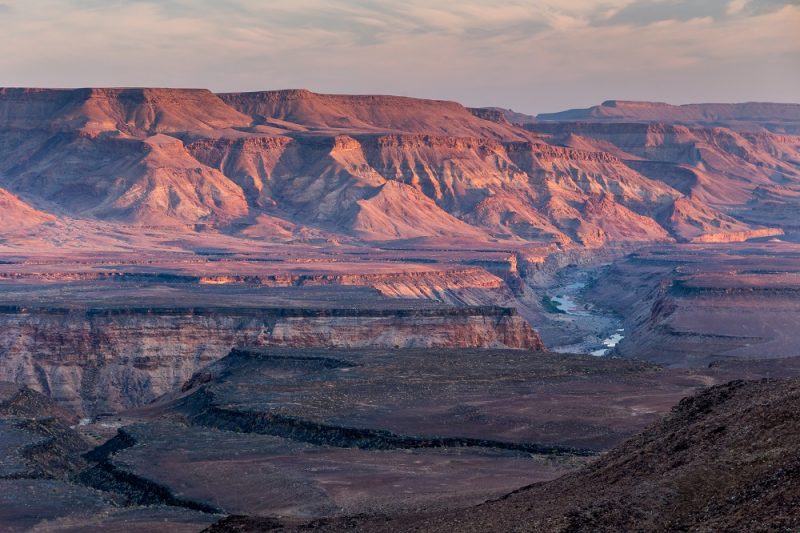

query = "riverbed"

[{"left": 543, "top": 266, "right": 625, "bottom": 356}]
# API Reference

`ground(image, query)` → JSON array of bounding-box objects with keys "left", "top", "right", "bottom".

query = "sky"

[{"left": 1, "top": 0, "right": 798, "bottom": 114}]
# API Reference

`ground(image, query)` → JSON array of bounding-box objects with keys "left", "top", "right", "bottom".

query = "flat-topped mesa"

[
  {"left": 0, "top": 87, "right": 252, "bottom": 135},
  {"left": 537, "top": 100, "right": 800, "bottom": 133},
  {"left": 524, "top": 120, "right": 789, "bottom": 149},
  {"left": 217, "top": 89, "right": 527, "bottom": 139},
  {"left": 223, "top": 88, "right": 467, "bottom": 108},
  {"left": 540, "top": 100, "right": 800, "bottom": 121},
  {"left": 220, "top": 88, "right": 467, "bottom": 112}
]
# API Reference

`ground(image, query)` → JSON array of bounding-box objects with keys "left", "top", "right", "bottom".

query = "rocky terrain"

[
  {"left": 249, "top": 377, "right": 800, "bottom": 532},
  {"left": 0, "top": 89, "right": 799, "bottom": 530},
  {"left": 0, "top": 381, "right": 219, "bottom": 532},
  {"left": 525, "top": 121, "right": 800, "bottom": 239},
  {"left": 0, "top": 277, "right": 540, "bottom": 416},
  {"left": 1, "top": 88, "right": 796, "bottom": 249},
  {"left": 2, "top": 353, "right": 798, "bottom": 532},
  {"left": 9, "top": 347, "right": 799, "bottom": 532}
]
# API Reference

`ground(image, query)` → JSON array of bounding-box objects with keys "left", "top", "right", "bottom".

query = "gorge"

[{"left": 0, "top": 87, "right": 798, "bottom": 531}]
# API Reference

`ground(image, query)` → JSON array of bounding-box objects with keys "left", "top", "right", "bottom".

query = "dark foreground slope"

[{"left": 211, "top": 378, "right": 800, "bottom": 532}]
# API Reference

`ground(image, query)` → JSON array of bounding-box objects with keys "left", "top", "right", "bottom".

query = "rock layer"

[
  {"left": 0, "top": 88, "right": 792, "bottom": 247},
  {"left": 0, "top": 306, "right": 542, "bottom": 415}
]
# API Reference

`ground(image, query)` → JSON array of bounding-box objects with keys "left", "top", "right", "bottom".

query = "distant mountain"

[
  {"left": 524, "top": 120, "right": 800, "bottom": 232},
  {"left": 0, "top": 88, "right": 796, "bottom": 248},
  {"left": 538, "top": 100, "right": 800, "bottom": 133}
]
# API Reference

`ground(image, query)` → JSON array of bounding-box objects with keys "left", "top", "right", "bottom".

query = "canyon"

[{"left": 0, "top": 88, "right": 798, "bottom": 531}]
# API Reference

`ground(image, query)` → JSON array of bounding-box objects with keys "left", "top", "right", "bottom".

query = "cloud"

[
  {"left": 599, "top": 0, "right": 798, "bottom": 25},
  {"left": 0, "top": 1, "right": 797, "bottom": 113}
]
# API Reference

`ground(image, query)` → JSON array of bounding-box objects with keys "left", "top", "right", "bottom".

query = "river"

[{"left": 543, "top": 266, "right": 625, "bottom": 356}]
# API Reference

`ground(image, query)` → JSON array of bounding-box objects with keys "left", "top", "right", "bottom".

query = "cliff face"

[
  {"left": 0, "top": 306, "right": 542, "bottom": 415},
  {"left": 0, "top": 266, "right": 510, "bottom": 306},
  {"left": 689, "top": 227, "right": 784, "bottom": 243},
  {"left": 526, "top": 121, "right": 800, "bottom": 235},
  {"left": 0, "top": 87, "right": 789, "bottom": 248},
  {"left": 186, "top": 132, "right": 749, "bottom": 245}
]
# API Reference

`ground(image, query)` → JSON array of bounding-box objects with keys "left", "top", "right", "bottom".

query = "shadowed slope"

[{"left": 0, "top": 188, "right": 55, "bottom": 227}]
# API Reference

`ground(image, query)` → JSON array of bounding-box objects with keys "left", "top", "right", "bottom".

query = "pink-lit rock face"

[{"left": 0, "top": 88, "right": 795, "bottom": 250}]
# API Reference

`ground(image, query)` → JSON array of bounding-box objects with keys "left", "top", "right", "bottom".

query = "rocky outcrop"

[
  {"left": 0, "top": 305, "right": 542, "bottom": 415},
  {"left": 689, "top": 227, "right": 784, "bottom": 243},
  {"left": 467, "top": 107, "right": 511, "bottom": 124}
]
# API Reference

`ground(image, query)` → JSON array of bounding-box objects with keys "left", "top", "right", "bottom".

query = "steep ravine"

[{"left": 542, "top": 265, "right": 626, "bottom": 356}]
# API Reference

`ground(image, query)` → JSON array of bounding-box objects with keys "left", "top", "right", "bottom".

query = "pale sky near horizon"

[{"left": 1, "top": 0, "right": 798, "bottom": 114}]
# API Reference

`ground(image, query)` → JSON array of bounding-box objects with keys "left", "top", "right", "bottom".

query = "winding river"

[{"left": 544, "top": 267, "right": 625, "bottom": 356}]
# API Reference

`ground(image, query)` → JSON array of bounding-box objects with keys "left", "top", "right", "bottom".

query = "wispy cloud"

[
  {"left": 0, "top": 1, "right": 797, "bottom": 112},
  {"left": 599, "top": 0, "right": 797, "bottom": 26}
]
